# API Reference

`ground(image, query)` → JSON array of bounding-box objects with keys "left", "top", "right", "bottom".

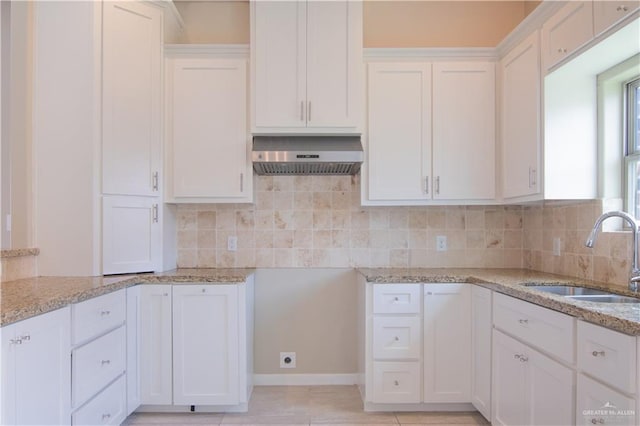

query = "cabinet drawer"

[
  {"left": 373, "top": 284, "right": 421, "bottom": 314},
  {"left": 493, "top": 293, "right": 574, "bottom": 363},
  {"left": 373, "top": 316, "right": 421, "bottom": 360},
  {"left": 577, "top": 374, "right": 636, "bottom": 426},
  {"left": 72, "top": 375, "right": 127, "bottom": 426},
  {"left": 72, "top": 290, "right": 125, "bottom": 344},
  {"left": 372, "top": 361, "right": 421, "bottom": 403},
  {"left": 73, "top": 326, "right": 126, "bottom": 408},
  {"left": 577, "top": 321, "right": 636, "bottom": 394}
]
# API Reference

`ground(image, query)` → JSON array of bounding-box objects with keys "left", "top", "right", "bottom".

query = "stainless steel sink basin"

[
  {"left": 526, "top": 285, "right": 610, "bottom": 296},
  {"left": 526, "top": 284, "right": 640, "bottom": 303},
  {"left": 566, "top": 294, "right": 640, "bottom": 303}
]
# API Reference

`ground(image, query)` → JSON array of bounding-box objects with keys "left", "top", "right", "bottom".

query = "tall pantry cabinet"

[{"left": 33, "top": 1, "right": 165, "bottom": 276}]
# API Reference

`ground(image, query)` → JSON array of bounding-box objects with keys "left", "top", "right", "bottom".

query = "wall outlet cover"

[
  {"left": 280, "top": 352, "right": 296, "bottom": 369},
  {"left": 227, "top": 235, "right": 238, "bottom": 252},
  {"left": 436, "top": 235, "right": 447, "bottom": 252}
]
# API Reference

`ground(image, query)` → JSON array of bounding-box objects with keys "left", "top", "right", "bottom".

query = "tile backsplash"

[
  {"left": 523, "top": 199, "right": 633, "bottom": 289},
  {"left": 177, "top": 176, "right": 524, "bottom": 269}
]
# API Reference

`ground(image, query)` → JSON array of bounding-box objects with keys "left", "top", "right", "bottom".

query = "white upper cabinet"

[
  {"left": 165, "top": 54, "right": 252, "bottom": 203},
  {"left": 364, "top": 60, "right": 495, "bottom": 205},
  {"left": 593, "top": 1, "right": 640, "bottom": 36},
  {"left": 541, "top": 1, "right": 594, "bottom": 71},
  {"left": 367, "top": 62, "right": 432, "bottom": 202},
  {"left": 501, "top": 31, "right": 541, "bottom": 201},
  {"left": 432, "top": 62, "right": 495, "bottom": 201},
  {"left": 102, "top": 1, "right": 162, "bottom": 196},
  {"left": 252, "top": 0, "right": 362, "bottom": 133}
]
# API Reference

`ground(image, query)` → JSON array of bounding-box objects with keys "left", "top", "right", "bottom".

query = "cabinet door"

[
  {"left": 542, "top": 1, "right": 594, "bottom": 71},
  {"left": 2, "top": 307, "right": 71, "bottom": 426},
  {"left": 492, "top": 330, "right": 527, "bottom": 426},
  {"left": 367, "top": 62, "right": 431, "bottom": 201},
  {"left": 140, "top": 285, "right": 172, "bottom": 405},
  {"left": 173, "top": 285, "right": 239, "bottom": 405},
  {"left": 471, "top": 286, "right": 492, "bottom": 421},
  {"left": 253, "top": 1, "right": 306, "bottom": 129},
  {"left": 168, "top": 58, "right": 248, "bottom": 201},
  {"left": 306, "top": 0, "right": 359, "bottom": 128},
  {"left": 432, "top": 62, "right": 495, "bottom": 200},
  {"left": 102, "top": 1, "right": 161, "bottom": 196},
  {"left": 501, "top": 31, "right": 541, "bottom": 200},
  {"left": 126, "top": 286, "right": 141, "bottom": 415},
  {"left": 594, "top": 1, "right": 640, "bottom": 36},
  {"left": 576, "top": 374, "right": 636, "bottom": 426},
  {"left": 103, "top": 195, "right": 160, "bottom": 275},
  {"left": 423, "top": 284, "right": 471, "bottom": 402}
]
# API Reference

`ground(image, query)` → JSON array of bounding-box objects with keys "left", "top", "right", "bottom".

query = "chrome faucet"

[{"left": 585, "top": 210, "right": 640, "bottom": 292}]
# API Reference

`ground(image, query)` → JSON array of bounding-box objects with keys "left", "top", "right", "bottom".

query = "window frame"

[{"left": 624, "top": 76, "right": 640, "bottom": 219}]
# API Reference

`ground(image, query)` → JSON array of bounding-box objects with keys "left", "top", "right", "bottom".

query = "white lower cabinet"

[
  {"left": 492, "top": 330, "right": 574, "bottom": 426},
  {"left": 140, "top": 285, "right": 173, "bottom": 405},
  {"left": 138, "top": 281, "right": 253, "bottom": 410},
  {"left": 126, "top": 286, "right": 142, "bottom": 415},
  {"left": 470, "top": 286, "right": 492, "bottom": 420},
  {"left": 173, "top": 285, "right": 240, "bottom": 405},
  {"left": 423, "top": 284, "right": 471, "bottom": 403},
  {"left": 576, "top": 374, "right": 636, "bottom": 426},
  {"left": 72, "top": 376, "right": 127, "bottom": 426},
  {"left": 1, "top": 307, "right": 71, "bottom": 426},
  {"left": 372, "top": 361, "right": 421, "bottom": 404}
]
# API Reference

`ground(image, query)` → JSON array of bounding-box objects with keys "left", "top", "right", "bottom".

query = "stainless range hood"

[{"left": 252, "top": 136, "right": 364, "bottom": 175}]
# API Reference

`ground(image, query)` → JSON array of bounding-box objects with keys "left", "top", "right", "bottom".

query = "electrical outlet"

[
  {"left": 436, "top": 235, "right": 447, "bottom": 252},
  {"left": 553, "top": 237, "right": 561, "bottom": 256},
  {"left": 227, "top": 236, "right": 238, "bottom": 252},
  {"left": 280, "top": 352, "right": 296, "bottom": 369}
]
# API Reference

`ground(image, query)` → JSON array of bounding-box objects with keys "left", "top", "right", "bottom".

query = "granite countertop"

[
  {"left": 358, "top": 268, "right": 640, "bottom": 336},
  {"left": 0, "top": 268, "right": 255, "bottom": 327}
]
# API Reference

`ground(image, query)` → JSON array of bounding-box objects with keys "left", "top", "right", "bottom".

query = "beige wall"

[
  {"left": 173, "top": 1, "right": 249, "bottom": 44},
  {"left": 523, "top": 200, "right": 631, "bottom": 291},
  {"left": 173, "top": 1, "right": 528, "bottom": 47},
  {"left": 254, "top": 268, "right": 358, "bottom": 374},
  {"left": 176, "top": 176, "right": 524, "bottom": 269},
  {"left": 364, "top": 1, "right": 526, "bottom": 47}
]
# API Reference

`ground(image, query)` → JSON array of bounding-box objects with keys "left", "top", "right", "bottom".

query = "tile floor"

[{"left": 123, "top": 386, "right": 490, "bottom": 426}]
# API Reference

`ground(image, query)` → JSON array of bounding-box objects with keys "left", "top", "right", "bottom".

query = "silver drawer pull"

[
  {"left": 518, "top": 319, "right": 528, "bottom": 324},
  {"left": 592, "top": 350, "right": 606, "bottom": 357},
  {"left": 557, "top": 47, "right": 568, "bottom": 54},
  {"left": 617, "top": 5, "right": 628, "bottom": 11},
  {"left": 10, "top": 338, "right": 23, "bottom": 345},
  {"left": 394, "top": 336, "right": 399, "bottom": 341},
  {"left": 519, "top": 356, "right": 528, "bottom": 362},
  {"left": 394, "top": 380, "right": 399, "bottom": 386},
  {"left": 100, "top": 310, "right": 111, "bottom": 316},
  {"left": 514, "top": 354, "right": 521, "bottom": 360},
  {"left": 20, "top": 334, "right": 30, "bottom": 341},
  {"left": 102, "top": 413, "right": 111, "bottom": 421},
  {"left": 426, "top": 291, "right": 432, "bottom": 295},
  {"left": 591, "top": 418, "right": 605, "bottom": 424},
  {"left": 101, "top": 360, "right": 111, "bottom": 366},
  {"left": 393, "top": 297, "right": 399, "bottom": 301}
]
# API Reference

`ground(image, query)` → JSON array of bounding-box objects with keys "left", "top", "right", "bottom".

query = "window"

[{"left": 625, "top": 77, "right": 640, "bottom": 218}]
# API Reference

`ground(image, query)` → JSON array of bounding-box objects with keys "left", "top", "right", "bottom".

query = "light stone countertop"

[
  {"left": 0, "top": 268, "right": 255, "bottom": 327},
  {"left": 357, "top": 268, "right": 640, "bottom": 336}
]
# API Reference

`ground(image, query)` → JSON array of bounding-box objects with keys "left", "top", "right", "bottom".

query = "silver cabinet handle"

[
  {"left": 394, "top": 336, "right": 399, "bottom": 341},
  {"left": 393, "top": 297, "right": 399, "bottom": 302},
  {"left": 529, "top": 167, "right": 537, "bottom": 188},
  {"left": 426, "top": 291, "right": 432, "bottom": 295},
  {"left": 425, "top": 176, "right": 429, "bottom": 194},
  {"left": 591, "top": 418, "right": 605, "bottom": 424},
  {"left": 557, "top": 47, "right": 568, "bottom": 54},
  {"left": 308, "top": 101, "right": 311, "bottom": 122},
  {"left": 163, "top": 292, "right": 169, "bottom": 297},
  {"left": 519, "top": 355, "right": 528, "bottom": 362},
  {"left": 101, "top": 310, "right": 111, "bottom": 316},
  {"left": 617, "top": 5, "right": 628, "bottom": 11},
  {"left": 102, "top": 413, "right": 111, "bottom": 421},
  {"left": 240, "top": 173, "right": 244, "bottom": 192},
  {"left": 152, "top": 204, "right": 159, "bottom": 223},
  {"left": 435, "top": 176, "right": 440, "bottom": 195},
  {"left": 394, "top": 380, "right": 399, "bottom": 386},
  {"left": 101, "top": 360, "right": 111, "bottom": 366},
  {"left": 518, "top": 319, "right": 528, "bottom": 324},
  {"left": 10, "top": 338, "right": 23, "bottom": 345},
  {"left": 20, "top": 334, "right": 30, "bottom": 341},
  {"left": 300, "top": 101, "right": 304, "bottom": 122},
  {"left": 514, "top": 354, "right": 521, "bottom": 360},
  {"left": 592, "top": 350, "right": 606, "bottom": 357},
  {"left": 152, "top": 171, "right": 159, "bottom": 191}
]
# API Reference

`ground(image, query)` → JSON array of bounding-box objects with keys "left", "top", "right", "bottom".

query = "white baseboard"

[{"left": 253, "top": 373, "right": 358, "bottom": 386}]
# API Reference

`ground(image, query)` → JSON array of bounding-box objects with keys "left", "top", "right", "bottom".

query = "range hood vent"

[{"left": 252, "top": 136, "right": 363, "bottom": 176}]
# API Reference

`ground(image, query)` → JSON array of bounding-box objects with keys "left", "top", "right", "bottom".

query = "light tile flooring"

[{"left": 123, "top": 386, "right": 490, "bottom": 426}]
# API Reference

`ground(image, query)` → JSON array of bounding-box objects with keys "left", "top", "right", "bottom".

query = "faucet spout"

[{"left": 585, "top": 210, "right": 640, "bottom": 292}]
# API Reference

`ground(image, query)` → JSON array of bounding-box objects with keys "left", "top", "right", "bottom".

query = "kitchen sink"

[
  {"left": 526, "top": 284, "right": 640, "bottom": 303},
  {"left": 526, "top": 285, "right": 610, "bottom": 296},
  {"left": 566, "top": 294, "right": 640, "bottom": 303}
]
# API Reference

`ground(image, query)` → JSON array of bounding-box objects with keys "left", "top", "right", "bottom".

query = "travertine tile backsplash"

[
  {"left": 523, "top": 200, "right": 633, "bottom": 289},
  {"left": 177, "top": 176, "right": 524, "bottom": 269}
]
